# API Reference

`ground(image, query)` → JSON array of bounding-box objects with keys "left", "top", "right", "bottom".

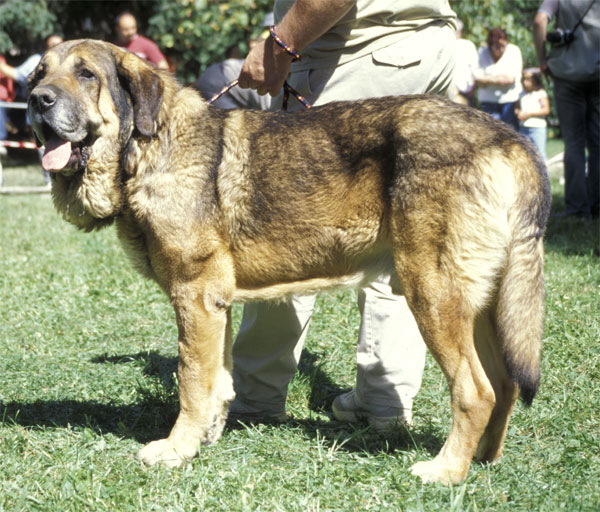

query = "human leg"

[
  {"left": 0, "top": 107, "right": 7, "bottom": 158},
  {"left": 521, "top": 125, "right": 547, "bottom": 159},
  {"left": 585, "top": 80, "right": 599, "bottom": 216},
  {"left": 332, "top": 277, "right": 425, "bottom": 430},
  {"left": 230, "top": 295, "right": 315, "bottom": 419},
  {"left": 0, "top": 107, "right": 7, "bottom": 141},
  {"left": 304, "top": 25, "right": 450, "bottom": 428},
  {"left": 480, "top": 102, "right": 502, "bottom": 122},
  {"left": 500, "top": 101, "right": 519, "bottom": 131},
  {"left": 553, "top": 77, "right": 590, "bottom": 216}
]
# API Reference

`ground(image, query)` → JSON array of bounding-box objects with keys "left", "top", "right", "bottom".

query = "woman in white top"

[
  {"left": 515, "top": 68, "right": 550, "bottom": 158},
  {"left": 475, "top": 28, "right": 523, "bottom": 130}
]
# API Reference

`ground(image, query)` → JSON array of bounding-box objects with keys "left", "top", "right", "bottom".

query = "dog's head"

[
  {"left": 27, "top": 39, "right": 165, "bottom": 229},
  {"left": 28, "top": 39, "right": 163, "bottom": 173}
]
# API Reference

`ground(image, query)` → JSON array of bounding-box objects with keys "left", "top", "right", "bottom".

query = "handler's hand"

[{"left": 238, "top": 36, "right": 294, "bottom": 97}]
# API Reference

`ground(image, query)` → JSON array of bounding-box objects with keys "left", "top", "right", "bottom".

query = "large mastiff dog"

[{"left": 27, "top": 40, "right": 550, "bottom": 484}]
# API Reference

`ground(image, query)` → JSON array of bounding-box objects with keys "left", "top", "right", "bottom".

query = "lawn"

[{"left": 0, "top": 142, "right": 598, "bottom": 511}]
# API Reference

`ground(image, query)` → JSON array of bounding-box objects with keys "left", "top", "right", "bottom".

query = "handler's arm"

[
  {"left": 238, "top": 0, "right": 356, "bottom": 96},
  {"left": 533, "top": 11, "right": 550, "bottom": 75}
]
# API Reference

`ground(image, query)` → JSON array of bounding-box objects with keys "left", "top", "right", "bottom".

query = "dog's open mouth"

[{"left": 40, "top": 128, "right": 90, "bottom": 173}]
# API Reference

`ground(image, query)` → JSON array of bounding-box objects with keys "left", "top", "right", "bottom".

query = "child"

[{"left": 515, "top": 68, "right": 550, "bottom": 159}]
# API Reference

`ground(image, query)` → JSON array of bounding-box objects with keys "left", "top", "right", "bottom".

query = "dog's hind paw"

[
  {"left": 410, "top": 459, "right": 467, "bottom": 485},
  {"left": 137, "top": 438, "right": 198, "bottom": 468}
]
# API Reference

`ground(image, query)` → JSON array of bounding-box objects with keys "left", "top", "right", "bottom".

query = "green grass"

[{"left": 0, "top": 151, "right": 599, "bottom": 511}]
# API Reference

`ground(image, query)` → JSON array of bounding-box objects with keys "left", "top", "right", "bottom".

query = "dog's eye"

[{"left": 79, "top": 68, "right": 96, "bottom": 80}]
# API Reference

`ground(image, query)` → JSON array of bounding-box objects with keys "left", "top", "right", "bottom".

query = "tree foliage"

[
  {"left": 147, "top": 0, "right": 273, "bottom": 84},
  {"left": 0, "top": 0, "right": 546, "bottom": 84},
  {"left": 0, "top": 0, "right": 57, "bottom": 55}
]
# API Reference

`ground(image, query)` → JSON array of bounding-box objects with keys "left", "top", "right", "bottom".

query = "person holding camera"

[{"left": 534, "top": 0, "right": 599, "bottom": 219}]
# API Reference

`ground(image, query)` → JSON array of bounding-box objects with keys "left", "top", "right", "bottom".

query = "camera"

[{"left": 546, "top": 28, "right": 575, "bottom": 46}]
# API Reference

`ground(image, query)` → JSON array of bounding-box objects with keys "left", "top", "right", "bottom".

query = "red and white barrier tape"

[{"left": 1, "top": 140, "right": 39, "bottom": 149}]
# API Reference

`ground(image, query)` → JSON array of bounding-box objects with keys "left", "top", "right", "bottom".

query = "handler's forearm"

[
  {"left": 238, "top": 0, "right": 356, "bottom": 95},
  {"left": 276, "top": 0, "right": 357, "bottom": 52}
]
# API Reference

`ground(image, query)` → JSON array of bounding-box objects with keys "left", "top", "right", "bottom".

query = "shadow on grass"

[
  {"left": 0, "top": 351, "right": 179, "bottom": 443},
  {"left": 225, "top": 414, "right": 445, "bottom": 458},
  {"left": 290, "top": 418, "right": 445, "bottom": 458},
  {"left": 228, "top": 348, "right": 446, "bottom": 457},
  {"left": 545, "top": 193, "right": 600, "bottom": 257},
  {"left": 0, "top": 397, "right": 178, "bottom": 444},
  {"left": 296, "top": 349, "right": 346, "bottom": 412},
  {"left": 93, "top": 350, "right": 178, "bottom": 391},
  {"left": 0, "top": 349, "right": 445, "bottom": 456}
]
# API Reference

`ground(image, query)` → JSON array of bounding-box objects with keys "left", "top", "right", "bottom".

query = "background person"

[
  {"left": 448, "top": 19, "right": 478, "bottom": 106},
  {"left": 515, "top": 68, "right": 550, "bottom": 159},
  {"left": 230, "top": 0, "right": 457, "bottom": 431},
  {"left": 0, "top": 35, "right": 63, "bottom": 177},
  {"left": 474, "top": 28, "right": 523, "bottom": 130},
  {"left": 0, "top": 54, "right": 15, "bottom": 155},
  {"left": 534, "top": 0, "right": 599, "bottom": 219},
  {"left": 115, "top": 12, "right": 169, "bottom": 70},
  {"left": 0, "top": 34, "right": 63, "bottom": 86}
]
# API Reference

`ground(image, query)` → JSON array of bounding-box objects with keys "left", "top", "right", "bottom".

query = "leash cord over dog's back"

[
  {"left": 207, "top": 25, "right": 311, "bottom": 111},
  {"left": 207, "top": 79, "right": 311, "bottom": 111}
]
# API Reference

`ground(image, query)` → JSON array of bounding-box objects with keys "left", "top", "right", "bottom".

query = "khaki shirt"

[{"left": 274, "top": 0, "right": 457, "bottom": 71}]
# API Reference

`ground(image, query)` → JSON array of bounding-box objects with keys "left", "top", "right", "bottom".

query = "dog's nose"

[{"left": 30, "top": 86, "right": 58, "bottom": 111}]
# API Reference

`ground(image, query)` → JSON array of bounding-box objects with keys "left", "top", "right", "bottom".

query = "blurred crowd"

[{"left": 0, "top": 3, "right": 598, "bottom": 217}]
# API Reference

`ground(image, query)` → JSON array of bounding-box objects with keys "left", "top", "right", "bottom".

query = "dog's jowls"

[{"left": 27, "top": 39, "right": 551, "bottom": 484}]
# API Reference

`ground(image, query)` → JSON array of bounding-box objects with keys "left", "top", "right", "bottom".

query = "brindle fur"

[{"left": 27, "top": 40, "right": 551, "bottom": 484}]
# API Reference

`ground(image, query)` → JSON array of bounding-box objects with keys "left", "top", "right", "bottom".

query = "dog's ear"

[{"left": 114, "top": 48, "right": 163, "bottom": 137}]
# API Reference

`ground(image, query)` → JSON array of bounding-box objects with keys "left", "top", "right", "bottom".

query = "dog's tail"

[{"left": 496, "top": 156, "right": 550, "bottom": 405}]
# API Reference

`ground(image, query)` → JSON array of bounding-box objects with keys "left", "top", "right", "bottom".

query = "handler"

[{"left": 232, "top": 0, "right": 457, "bottom": 430}]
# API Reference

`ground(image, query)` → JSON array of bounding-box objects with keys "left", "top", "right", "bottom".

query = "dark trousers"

[
  {"left": 553, "top": 77, "right": 600, "bottom": 217},
  {"left": 480, "top": 101, "right": 519, "bottom": 131}
]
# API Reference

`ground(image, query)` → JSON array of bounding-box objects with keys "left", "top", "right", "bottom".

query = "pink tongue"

[{"left": 42, "top": 136, "right": 72, "bottom": 171}]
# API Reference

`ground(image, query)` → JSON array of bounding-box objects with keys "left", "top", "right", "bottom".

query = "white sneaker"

[{"left": 332, "top": 389, "right": 411, "bottom": 432}]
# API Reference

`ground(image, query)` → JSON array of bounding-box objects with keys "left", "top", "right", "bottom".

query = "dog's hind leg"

[
  {"left": 395, "top": 249, "right": 496, "bottom": 484},
  {"left": 409, "top": 298, "right": 495, "bottom": 483},
  {"left": 472, "top": 310, "right": 518, "bottom": 463}
]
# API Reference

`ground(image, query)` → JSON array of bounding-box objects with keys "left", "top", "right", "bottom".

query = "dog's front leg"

[{"left": 138, "top": 277, "right": 235, "bottom": 467}]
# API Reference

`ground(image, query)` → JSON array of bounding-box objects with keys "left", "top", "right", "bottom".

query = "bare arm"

[
  {"left": 156, "top": 59, "right": 170, "bottom": 71},
  {"left": 475, "top": 75, "right": 515, "bottom": 87},
  {"left": 0, "top": 61, "right": 17, "bottom": 82},
  {"left": 238, "top": 0, "right": 356, "bottom": 96},
  {"left": 533, "top": 11, "right": 550, "bottom": 75}
]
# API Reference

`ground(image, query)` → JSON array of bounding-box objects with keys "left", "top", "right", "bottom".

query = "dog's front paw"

[
  {"left": 137, "top": 437, "right": 198, "bottom": 467},
  {"left": 410, "top": 459, "right": 467, "bottom": 485}
]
